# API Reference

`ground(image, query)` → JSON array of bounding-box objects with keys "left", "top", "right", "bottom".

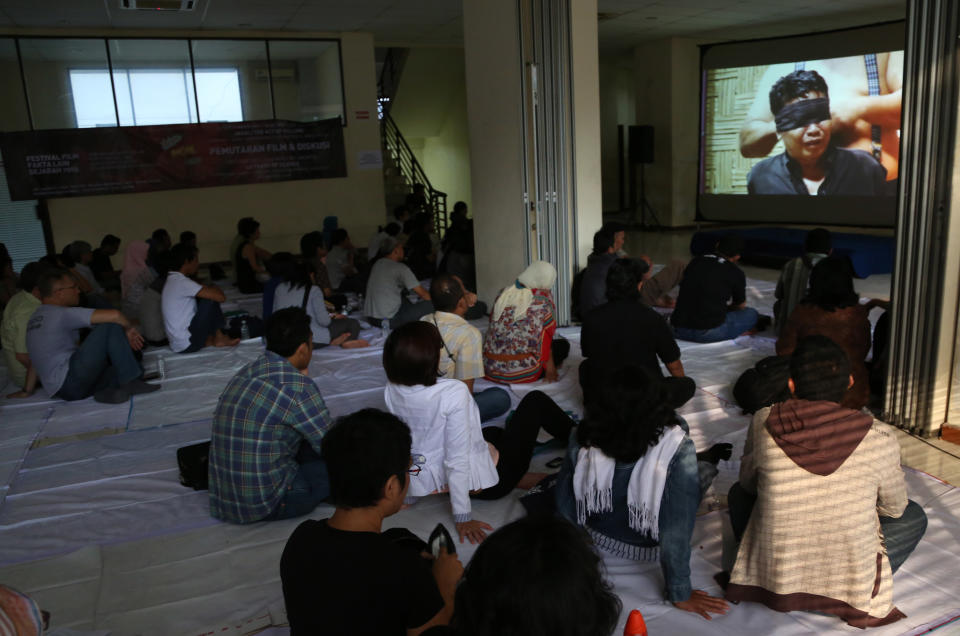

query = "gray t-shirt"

[
  {"left": 363, "top": 259, "right": 420, "bottom": 320},
  {"left": 326, "top": 245, "right": 352, "bottom": 290},
  {"left": 26, "top": 305, "right": 95, "bottom": 396},
  {"left": 273, "top": 282, "right": 332, "bottom": 344}
]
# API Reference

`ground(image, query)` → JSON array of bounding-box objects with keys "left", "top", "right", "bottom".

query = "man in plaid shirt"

[{"left": 209, "top": 307, "right": 332, "bottom": 523}]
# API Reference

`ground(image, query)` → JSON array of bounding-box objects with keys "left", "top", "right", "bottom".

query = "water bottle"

[
  {"left": 240, "top": 317, "right": 250, "bottom": 340},
  {"left": 381, "top": 318, "right": 391, "bottom": 339},
  {"left": 157, "top": 356, "right": 165, "bottom": 380}
]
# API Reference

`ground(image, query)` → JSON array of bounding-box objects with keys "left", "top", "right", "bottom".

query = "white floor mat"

[{"left": 1, "top": 275, "right": 959, "bottom": 635}]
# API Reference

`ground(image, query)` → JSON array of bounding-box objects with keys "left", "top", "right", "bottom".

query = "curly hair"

[
  {"left": 451, "top": 515, "right": 621, "bottom": 636},
  {"left": 578, "top": 365, "right": 679, "bottom": 463}
]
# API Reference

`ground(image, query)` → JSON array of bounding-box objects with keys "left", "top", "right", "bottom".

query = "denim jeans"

[
  {"left": 56, "top": 323, "right": 143, "bottom": 401},
  {"left": 182, "top": 298, "right": 225, "bottom": 353},
  {"left": 673, "top": 308, "right": 759, "bottom": 343},
  {"left": 727, "top": 482, "right": 927, "bottom": 573},
  {"left": 473, "top": 386, "right": 511, "bottom": 422},
  {"left": 554, "top": 421, "right": 714, "bottom": 602},
  {"left": 267, "top": 443, "right": 331, "bottom": 521}
]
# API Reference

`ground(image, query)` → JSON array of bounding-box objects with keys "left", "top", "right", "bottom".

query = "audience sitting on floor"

[
  {"left": 209, "top": 307, "right": 332, "bottom": 524},
  {"left": 364, "top": 237, "right": 433, "bottom": 328},
  {"left": 776, "top": 256, "right": 875, "bottom": 410},
  {"left": 579, "top": 224, "right": 685, "bottom": 318},
  {"left": 556, "top": 366, "right": 730, "bottom": 620},
  {"left": 424, "top": 515, "right": 622, "bottom": 636},
  {"left": 580, "top": 258, "right": 686, "bottom": 406},
  {"left": 273, "top": 258, "right": 367, "bottom": 349},
  {"left": 483, "top": 260, "right": 569, "bottom": 384},
  {"left": 724, "top": 335, "right": 927, "bottom": 627},
  {"left": 122, "top": 241, "right": 163, "bottom": 319},
  {"left": 2, "top": 262, "right": 45, "bottom": 397},
  {"left": 64, "top": 241, "right": 104, "bottom": 297},
  {"left": 299, "top": 230, "right": 347, "bottom": 311},
  {"left": 384, "top": 321, "right": 575, "bottom": 544},
  {"left": 367, "top": 220, "right": 402, "bottom": 262},
  {"left": 235, "top": 217, "right": 270, "bottom": 294},
  {"left": 138, "top": 250, "right": 172, "bottom": 347},
  {"left": 120, "top": 240, "right": 150, "bottom": 303},
  {"left": 161, "top": 243, "right": 237, "bottom": 353},
  {"left": 774, "top": 227, "right": 832, "bottom": 335},
  {"left": 671, "top": 234, "right": 761, "bottom": 343},
  {"left": 90, "top": 234, "right": 121, "bottom": 291},
  {"left": 25, "top": 266, "right": 159, "bottom": 403},
  {"left": 281, "top": 408, "right": 463, "bottom": 635},
  {"left": 147, "top": 227, "right": 173, "bottom": 251},
  {"left": 421, "top": 273, "right": 509, "bottom": 422},
  {"left": 438, "top": 201, "right": 477, "bottom": 292},
  {"left": 326, "top": 228, "right": 363, "bottom": 293},
  {"left": 179, "top": 230, "right": 197, "bottom": 249},
  {"left": 262, "top": 251, "right": 291, "bottom": 321},
  {"left": 0, "top": 243, "right": 17, "bottom": 311},
  {"left": 405, "top": 212, "right": 437, "bottom": 280}
]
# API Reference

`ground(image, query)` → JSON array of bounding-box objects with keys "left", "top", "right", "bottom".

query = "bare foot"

[
  {"left": 214, "top": 330, "right": 241, "bottom": 347},
  {"left": 330, "top": 332, "right": 351, "bottom": 347},
  {"left": 516, "top": 472, "right": 549, "bottom": 490},
  {"left": 341, "top": 339, "right": 369, "bottom": 349}
]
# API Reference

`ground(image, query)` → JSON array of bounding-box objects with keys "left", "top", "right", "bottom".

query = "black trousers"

[{"left": 474, "top": 390, "right": 574, "bottom": 500}]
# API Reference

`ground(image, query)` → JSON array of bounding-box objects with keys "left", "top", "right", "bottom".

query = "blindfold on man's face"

[{"left": 774, "top": 97, "right": 831, "bottom": 133}]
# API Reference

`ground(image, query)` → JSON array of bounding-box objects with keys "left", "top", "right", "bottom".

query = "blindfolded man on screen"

[{"left": 746, "top": 71, "right": 887, "bottom": 196}]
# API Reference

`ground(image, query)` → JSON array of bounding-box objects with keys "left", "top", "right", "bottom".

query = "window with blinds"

[{"left": 0, "top": 157, "right": 46, "bottom": 272}]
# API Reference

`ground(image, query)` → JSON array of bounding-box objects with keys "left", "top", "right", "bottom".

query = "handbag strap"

[{"left": 301, "top": 284, "right": 311, "bottom": 309}]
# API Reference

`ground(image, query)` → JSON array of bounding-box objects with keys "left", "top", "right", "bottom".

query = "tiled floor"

[{"left": 621, "top": 224, "right": 960, "bottom": 487}]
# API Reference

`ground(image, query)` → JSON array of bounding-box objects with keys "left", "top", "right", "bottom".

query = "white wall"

[{"left": 22, "top": 31, "right": 386, "bottom": 262}]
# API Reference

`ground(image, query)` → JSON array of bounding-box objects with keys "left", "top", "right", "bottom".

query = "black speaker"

[{"left": 628, "top": 125, "right": 655, "bottom": 164}]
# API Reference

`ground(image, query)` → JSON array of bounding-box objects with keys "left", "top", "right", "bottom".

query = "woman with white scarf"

[
  {"left": 554, "top": 365, "right": 732, "bottom": 620},
  {"left": 482, "top": 260, "right": 568, "bottom": 383}
]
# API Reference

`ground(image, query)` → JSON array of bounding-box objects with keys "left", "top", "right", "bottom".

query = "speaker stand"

[{"left": 634, "top": 163, "right": 662, "bottom": 231}]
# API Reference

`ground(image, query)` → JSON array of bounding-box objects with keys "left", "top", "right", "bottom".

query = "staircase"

[{"left": 377, "top": 48, "right": 449, "bottom": 235}]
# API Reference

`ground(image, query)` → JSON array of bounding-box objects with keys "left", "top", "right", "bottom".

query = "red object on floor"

[{"left": 624, "top": 609, "right": 648, "bottom": 636}]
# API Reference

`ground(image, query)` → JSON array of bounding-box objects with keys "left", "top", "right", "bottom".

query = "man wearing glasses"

[{"left": 25, "top": 267, "right": 159, "bottom": 403}]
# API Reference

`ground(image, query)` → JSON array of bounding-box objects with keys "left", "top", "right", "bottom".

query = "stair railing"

[{"left": 381, "top": 112, "right": 448, "bottom": 235}]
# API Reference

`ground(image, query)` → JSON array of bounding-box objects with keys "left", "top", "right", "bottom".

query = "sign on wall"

[{"left": 0, "top": 118, "right": 347, "bottom": 201}]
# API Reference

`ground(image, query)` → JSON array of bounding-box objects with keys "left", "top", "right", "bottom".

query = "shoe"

[
  {"left": 94, "top": 387, "right": 130, "bottom": 404},
  {"left": 124, "top": 379, "right": 161, "bottom": 396}
]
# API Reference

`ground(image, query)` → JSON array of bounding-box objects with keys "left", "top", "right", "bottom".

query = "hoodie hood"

[{"left": 765, "top": 399, "right": 873, "bottom": 476}]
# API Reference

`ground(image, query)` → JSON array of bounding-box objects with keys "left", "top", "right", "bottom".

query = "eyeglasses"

[
  {"left": 53, "top": 284, "right": 78, "bottom": 292},
  {"left": 408, "top": 454, "right": 426, "bottom": 476}
]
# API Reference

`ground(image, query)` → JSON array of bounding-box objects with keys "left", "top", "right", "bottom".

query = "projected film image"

[{"left": 701, "top": 52, "right": 903, "bottom": 197}]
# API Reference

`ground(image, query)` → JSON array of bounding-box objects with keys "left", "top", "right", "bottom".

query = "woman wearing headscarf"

[
  {"left": 483, "top": 261, "right": 566, "bottom": 383},
  {"left": 121, "top": 240, "right": 150, "bottom": 300}
]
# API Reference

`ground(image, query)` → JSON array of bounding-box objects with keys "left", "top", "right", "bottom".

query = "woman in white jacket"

[{"left": 383, "top": 321, "right": 574, "bottom": 544}]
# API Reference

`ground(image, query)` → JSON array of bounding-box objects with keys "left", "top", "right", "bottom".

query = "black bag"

[
  {"left": 227, "top": 314, "right": 265, "bottom": 340},
  {"left": 733, "top": 355, "right": 792, "bottom": 414},
  {"left": 177, "top": 441, "right": 211, "bottom": 490}
]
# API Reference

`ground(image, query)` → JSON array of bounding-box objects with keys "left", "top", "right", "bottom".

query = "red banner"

[{"left": 0, "top": 118, "right": 347, "bottom": 201}]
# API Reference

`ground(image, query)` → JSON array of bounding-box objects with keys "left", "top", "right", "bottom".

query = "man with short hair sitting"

[
  {"left": 90, "top": 234, "right": 121, "bottom": 291},
  {"left": 364, "top": 237, "right": 434, "bottom": 328},
  {"left": 421, "top": 273, "right": 509, "bottom": 422},
  {"left": 280, "top": 407, "right": 462, "bottom": 635},
  {"left": 725, "top": 335, "right": 927, "bottom": 627},
  {"left": 25, "top": 267, "right": 159, "bottom": 403},
  {"left": 671, "top": 234, "right": 760, "bottom": 342},
  {"left": 209, "top": 307, "right": 333, "bottom": 523},
  {"left": 580, "top": 258, "right": 686, "bottom": 406},
  {"left": 161, "top": 243, "right": 237, "bottom": 353},
  {"left": 326, "top": 228, "right": 363, "bottom": 293},
  {"left": 2, "top": 262, "right": 45, "bottom": 397}
]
